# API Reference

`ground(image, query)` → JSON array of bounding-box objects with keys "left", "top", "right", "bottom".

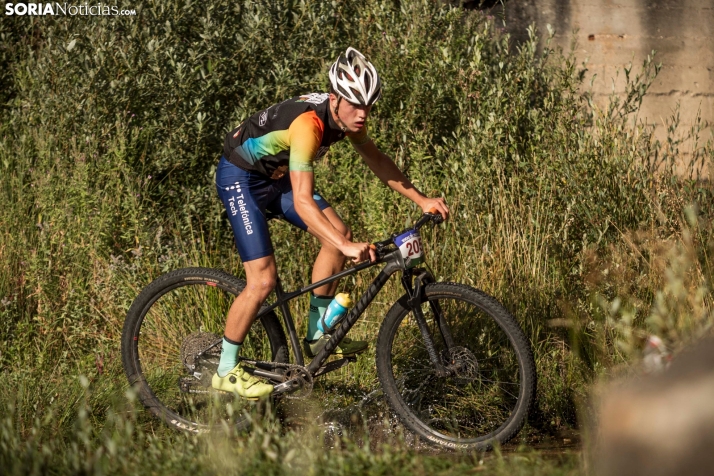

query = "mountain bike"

[{"left": 121, "top": 211, "right": 536, "bottom": 450}]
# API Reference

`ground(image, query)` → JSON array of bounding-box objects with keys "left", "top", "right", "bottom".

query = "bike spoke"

[
  {"left": 388, "top": 294, "right": 523, "bottom": 440},
  {"left": 133, "top": 278, "right": 278, "bottom": 429}
]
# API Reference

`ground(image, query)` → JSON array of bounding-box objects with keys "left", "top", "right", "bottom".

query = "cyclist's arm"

[
  {"left": 288, "top": 112, "right": 373, "bottom": 261},
  {"left": 351, "top": 138, "right": 449, "bottom": 218},
  {"left": 291, "top": 170, "right": 374, "bottom": 262},
  {"left": 291, "top": 170, "right": 348, "bottom": 248}
]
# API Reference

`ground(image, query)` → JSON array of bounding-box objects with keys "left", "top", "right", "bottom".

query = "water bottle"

[{"left": 318, "top": 293, "right": 353, "bottom": 333}]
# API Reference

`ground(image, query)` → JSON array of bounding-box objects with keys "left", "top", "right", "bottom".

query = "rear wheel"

[
  {"left": 376, "top": 282, "right": 535, "bottom": 450},
  {"left": 121, "top": 267, "right": 289, "bottom": 432}
]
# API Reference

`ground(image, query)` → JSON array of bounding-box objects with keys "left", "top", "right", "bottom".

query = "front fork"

[{"left": 401, "top": 268, "right": 456, "bottom": 378}]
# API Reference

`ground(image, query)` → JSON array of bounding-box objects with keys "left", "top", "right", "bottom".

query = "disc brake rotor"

[{"left": 444, "top": 346, "right": 479, "bottom": 384}]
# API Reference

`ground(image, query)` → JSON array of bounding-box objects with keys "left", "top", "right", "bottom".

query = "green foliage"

[
  {"left": 0, "top": 381, "right": 581, "bottom": 475},
  {"left": 0, "top": 0, "right": 713, "bottom": 471}
]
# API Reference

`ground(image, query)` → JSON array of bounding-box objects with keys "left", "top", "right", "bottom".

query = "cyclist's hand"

[
  {"left": 340, "top": 241, "right": 377, "bottom": 263},
  {"left": 420, "top": 197, "right": 449, "bottom": 221}
]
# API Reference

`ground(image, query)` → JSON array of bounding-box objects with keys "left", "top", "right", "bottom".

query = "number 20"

[{"left": 405, "top": 240, "right": 421, "bottom": 256}]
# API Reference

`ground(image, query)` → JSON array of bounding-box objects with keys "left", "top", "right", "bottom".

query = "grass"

[{"left": 1, "top": 381, "right": 583, "bottom": 476}]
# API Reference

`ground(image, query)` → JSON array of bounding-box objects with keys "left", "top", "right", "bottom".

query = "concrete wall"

[{"left": 498, "top": 0, "right": 714, "bottom": 155}]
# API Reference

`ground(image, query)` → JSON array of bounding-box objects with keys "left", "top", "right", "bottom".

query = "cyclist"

[{"left": 213, "top": 47, "right": 449, "bottom": 399}]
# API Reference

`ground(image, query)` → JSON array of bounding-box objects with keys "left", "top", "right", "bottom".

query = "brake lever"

[{"left": 426, "top": 207, "right": 445, "bottom": 226}]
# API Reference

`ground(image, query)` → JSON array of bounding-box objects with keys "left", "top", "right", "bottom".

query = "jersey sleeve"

[
  {"left": 288, "top": 111, "right": 325, "bottom": 172},
  {"left": 347, "top": 123, "right": 371, "bottom": 146}
]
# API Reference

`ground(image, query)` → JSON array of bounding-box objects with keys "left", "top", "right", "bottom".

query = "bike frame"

[
  {"left": 249, "top": 224, "right": 457, "bottom": 393},
  {"left": 256, "top": 248, "right": 401, "bottom": 372}
]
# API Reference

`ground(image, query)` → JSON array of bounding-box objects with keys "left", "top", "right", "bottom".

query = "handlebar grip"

[
  {"left": 427, "top": 207, "right": 444, "bottom": 225},
  {"left": 369, "top": 244, "right": 376, "bottom": 250}
]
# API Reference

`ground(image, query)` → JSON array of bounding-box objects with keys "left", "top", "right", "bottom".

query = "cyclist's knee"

[
  {"left": 331, "top": 222, "right": 351, "bottom": 241},
  {"left": 243, "top": 256, "right": 277, "bottom": 299},
  {"left": 317, "top": 225, "right": 350, "bottom": 250},
  {"left": 245, "top": 274, "right": 276, "bottom": 300},
  {"left": 322, "top": 208, "right": 351, "bottom": 240}
]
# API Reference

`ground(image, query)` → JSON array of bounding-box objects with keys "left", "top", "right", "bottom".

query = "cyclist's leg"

[
  {"left": 271, "top": 186, "right": 348, "bottom": 295},
  {"left": 224, "top": 256, "right": 277, "bottom": 343},
  {"left": 273, "top": 185, "right": 366, "bottom": 356},
  {"left": 214, "top": 157, "right": 279, "bottom": 397},
  {"left": 310, "top": 207, "right": 351, "bottom": 294}
]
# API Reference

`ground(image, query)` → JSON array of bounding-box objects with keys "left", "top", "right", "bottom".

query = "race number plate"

[{"left": 394, "top": 229, "right": 424, "bottom": 269}]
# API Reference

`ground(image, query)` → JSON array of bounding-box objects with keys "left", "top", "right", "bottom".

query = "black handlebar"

[{"left": 414, "top": 210, "right": 444, "bottom": 230}]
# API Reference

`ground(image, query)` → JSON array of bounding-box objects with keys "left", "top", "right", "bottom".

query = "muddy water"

[{"left": 277, "top": 385, "right": 581, "bottom": 457}]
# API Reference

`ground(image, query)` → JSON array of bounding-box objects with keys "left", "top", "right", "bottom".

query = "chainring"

[{"left": 282, "top": 365, "right": 313, "bottom": 400}]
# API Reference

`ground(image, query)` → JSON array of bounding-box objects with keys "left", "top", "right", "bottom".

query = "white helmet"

[{"left": 329, "top": 47, "right": 382, "bottom": 106}]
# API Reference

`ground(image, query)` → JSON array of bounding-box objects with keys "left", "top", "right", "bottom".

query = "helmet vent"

[
  {"left": 336, "top": 84, "right": 351, "bottom": 98},
  {"left": 350, "top": 87, "right": 365, "bottom": 104},
  {"left": 329, "top": 47, "right": 382, "bottom": 106}
]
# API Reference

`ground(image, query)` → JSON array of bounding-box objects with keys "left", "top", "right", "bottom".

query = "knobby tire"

[
  {"left": 121, "top": 267, "right": 289, "bottom": 433},
  {"left": 376, "top": 282, "right": 536, "bottom": 450}
]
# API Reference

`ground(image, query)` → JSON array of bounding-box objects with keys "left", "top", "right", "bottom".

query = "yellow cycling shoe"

[
  {"left": 303, "top": 335, "right": 368, "bottom": 359},
  {"left": 212, "top": 364, "right": 273, "bottom": 400}
]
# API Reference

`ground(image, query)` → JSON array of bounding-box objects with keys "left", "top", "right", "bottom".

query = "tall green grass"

[{"left": 1, "top": 0, "right": 713, "bottom": 472}]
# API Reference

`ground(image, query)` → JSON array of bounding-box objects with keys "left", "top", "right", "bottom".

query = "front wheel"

[{"left": 376, "top": 282, "right": 536, "bottom": 450}]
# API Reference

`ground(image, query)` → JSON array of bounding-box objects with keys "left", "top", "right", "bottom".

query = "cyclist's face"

[{"left": 329, "top": 94, "right": 372, "bottom": 133}]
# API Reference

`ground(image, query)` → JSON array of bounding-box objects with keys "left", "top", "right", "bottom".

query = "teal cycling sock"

[
  {"left": 307, "top": 293, "right": 333, "bottom": 341},
  {"left": 217, "top": 336, "right": 242, "bottom": 377}
]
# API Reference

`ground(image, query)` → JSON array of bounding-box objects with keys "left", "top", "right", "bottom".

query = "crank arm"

[
  {"left": 238, "top": 357, "right": 288, "bottom": 383},
  {"left": 246, "top": 367, "right": 287, "bottom": 382},
  {"left": 272, "top": 378, "right": 303, "bottom": 395}
]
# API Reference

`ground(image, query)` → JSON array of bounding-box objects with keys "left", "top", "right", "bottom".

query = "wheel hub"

[{"left": 444, "top": 346, "right": 479, "bottom": 383}]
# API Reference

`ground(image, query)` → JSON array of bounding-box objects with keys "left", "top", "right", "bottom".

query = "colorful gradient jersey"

[{"left": 224, "top": 93, "right": 369, "bottom": 180}]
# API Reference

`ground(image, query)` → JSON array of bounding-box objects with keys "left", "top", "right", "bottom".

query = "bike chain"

[
  {"left": 178, "top": 333, "right": 313, "bottom": 399},
  {"left": 239, "top": 358, "right": 313, "bottom": 400}
]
